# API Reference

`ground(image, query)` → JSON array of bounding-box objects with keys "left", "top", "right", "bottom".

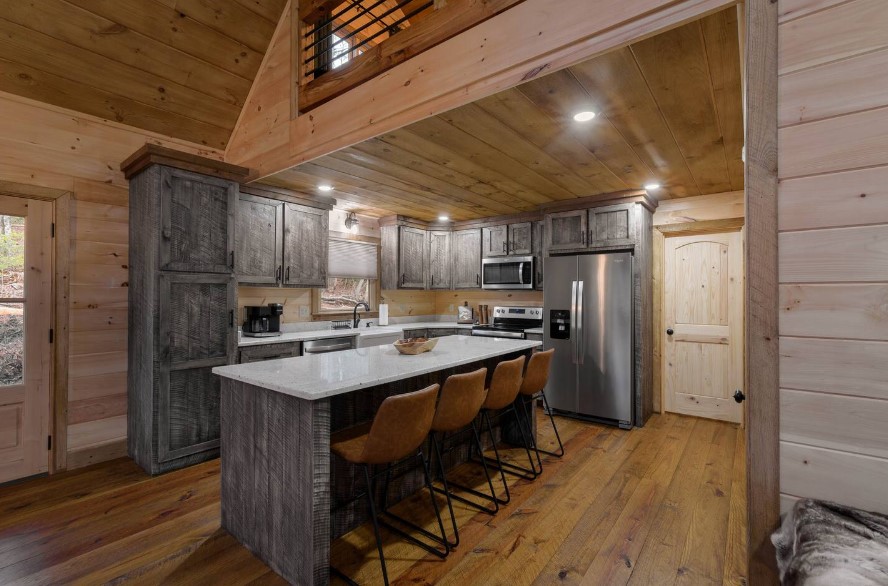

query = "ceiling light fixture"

[
  {"left": 317, "top": 184, "right": 334, "bottom": 192},
  {"left": 344, "top": 211, "right": 359, "bottom": 233},
  {"left": 644, "top": 182, "right": 661, "bottom": 191},
  {"left": 438, "top": 215, "right": 450, "bottom": 222},
  {"left": 573, "top": 111, "right": 596, "bottom": 122}
]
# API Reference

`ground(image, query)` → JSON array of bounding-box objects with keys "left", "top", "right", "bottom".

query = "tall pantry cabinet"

[{"left": 122, "top": 146, "right": 249, "bottom": 475}]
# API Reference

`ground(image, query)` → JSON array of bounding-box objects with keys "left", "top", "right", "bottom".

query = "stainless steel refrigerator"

[{"left": 543, "top": 252, "right": 634, "bottom": 428}]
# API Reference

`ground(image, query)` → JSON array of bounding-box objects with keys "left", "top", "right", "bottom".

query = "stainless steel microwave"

[{"left": 481, "top": 256, "right": 535, "bottom": 290}]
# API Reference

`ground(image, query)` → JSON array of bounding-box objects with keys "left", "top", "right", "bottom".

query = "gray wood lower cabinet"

[
  {"left": 127, "top": 161, "right": 239, "bottom": 475},
  {"left": 238, "top": 341, "right": 302, "bottom": 363}
]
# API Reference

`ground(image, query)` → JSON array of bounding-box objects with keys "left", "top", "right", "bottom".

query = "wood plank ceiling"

[
  {"left": 266, "top": 7, "right": 743, "bottom": 221},
  {"left": 0, "top": 0, "right": 288, "bottom": 148}
]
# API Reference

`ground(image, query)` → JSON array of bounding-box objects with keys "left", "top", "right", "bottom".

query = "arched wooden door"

[{"left": 663, "top": 231, "right": 743, "bottom": 423}]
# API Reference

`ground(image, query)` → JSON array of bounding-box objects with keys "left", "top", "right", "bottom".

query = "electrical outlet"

[{"left": 299, "top": 306, "right": 309, "bottom": 317}]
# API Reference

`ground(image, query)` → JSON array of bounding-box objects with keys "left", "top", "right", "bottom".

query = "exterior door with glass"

[{"left": 0, "top": 195, "right": 53, "bottom": 483}]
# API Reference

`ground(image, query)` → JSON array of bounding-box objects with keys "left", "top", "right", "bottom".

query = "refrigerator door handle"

[
  {"left": 570, "top": 280, "right": 578, "bottom": 364},
  {"left": 577, "top": 280, "right": 584, "bottom": 365}
]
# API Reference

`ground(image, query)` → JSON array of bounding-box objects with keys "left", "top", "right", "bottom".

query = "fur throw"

[{"left": 772, "top": 499, "right": 888, "bottom": 585}]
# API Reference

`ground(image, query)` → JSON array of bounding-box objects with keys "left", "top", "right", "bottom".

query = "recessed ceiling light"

[
  {"left": 573, "top": 111, "right": 596, "bottom": 122},
  {"left": 438, "top": 215, "right": 450, "bottom": 222},
  {"left": 317, "top": 184, "right": 334, "bottom": 192},
  {"left": 644, "top": 182, "right": 661, "bottom": 191}
]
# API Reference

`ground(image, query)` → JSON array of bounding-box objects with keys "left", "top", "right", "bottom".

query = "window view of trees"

[
  {"left": 0, "top": 214, "right": 25, "bottom": 386},
  {"left": 319, "top": 277, "right": 372, "bottom": 312}
]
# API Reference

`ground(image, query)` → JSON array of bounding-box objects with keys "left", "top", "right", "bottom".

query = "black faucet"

[{"left": 352, "top": 302, "right": 370, "bottom": 328}]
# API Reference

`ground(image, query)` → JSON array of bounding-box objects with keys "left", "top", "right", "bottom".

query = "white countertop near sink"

[
  {"left": 237, "top": 322, "right": 473, "bottom": 347},
  {"left": 216, "top": 335, "right": 540, "bottom": 400}
]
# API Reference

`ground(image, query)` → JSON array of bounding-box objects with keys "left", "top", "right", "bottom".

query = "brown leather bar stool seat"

[
  {"left": 473, "top": 355, "right": 539, "bottom": 505},
  {"left": 426, "top": 368, "right": 499, "bottom": 548},
  {"left": 329, "top": 384, "right": 447, "bottom": 586},
  {"left": 518, "top": 349, "right": 563, "bottom": 473}
]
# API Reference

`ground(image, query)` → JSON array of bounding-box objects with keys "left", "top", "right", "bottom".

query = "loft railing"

[{"left": 296, "top": 0, "right": 525, "bottom": 113}]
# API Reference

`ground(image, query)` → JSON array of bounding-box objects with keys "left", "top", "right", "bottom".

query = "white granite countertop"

[
  {"left": 237, "top": 322, "right": 473, "bottom": 347},
  {"left": 215, "top": 335, "right": 541, "bottom": 400}
]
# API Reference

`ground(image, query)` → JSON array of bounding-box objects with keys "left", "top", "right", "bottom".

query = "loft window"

[{"left": 331, "top": 34, "right": 350, "bottom": 69}]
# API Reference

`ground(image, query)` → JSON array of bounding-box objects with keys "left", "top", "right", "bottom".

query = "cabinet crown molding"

[{"left": 121, "top": 144, "right": 251, "bottom": 182}]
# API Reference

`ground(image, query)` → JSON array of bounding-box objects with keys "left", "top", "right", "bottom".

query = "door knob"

[
  {"left": 666, "top": 328, "right": 674, "bottom": 335},
  {"left": 733, "top": 390, "right": 746, "bottom": 403}
]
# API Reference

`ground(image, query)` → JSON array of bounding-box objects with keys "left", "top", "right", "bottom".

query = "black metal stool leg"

[
  {"left": 482, "top": 410, "right": 511, "bottom": 505},
  {"left": 377, "top": 451, "right": 449, "bottom": 558},
  {"left": 483, "top": 404, "right": 541, "bottom": 480},
  {"left": 519, "top": 395, "right": 544, "bottom": 474},
  {"left": 363, "top": 464, "right": 389, "bottom": 586},
  {"left": 539, "top": 391, "right": 565, "bottom": 458},
  {"left": 436, "top": 421, "right": 500, "bottom": 515},
  {"left": 430, "top": 432, "right": 460, "bottom": 548}
]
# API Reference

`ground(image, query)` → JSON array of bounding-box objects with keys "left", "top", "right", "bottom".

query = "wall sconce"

[{"left": 344, "top": 211, "right": 359, "bottom": 233}]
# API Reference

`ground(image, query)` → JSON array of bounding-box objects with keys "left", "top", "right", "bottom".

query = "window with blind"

[{"left": 316, "top": 238, "right": 379, "bottom": 313}]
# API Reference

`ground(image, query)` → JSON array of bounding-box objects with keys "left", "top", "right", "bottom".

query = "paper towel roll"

[{"left": 378, "top": 303, "right": 389, "bottom": 326}]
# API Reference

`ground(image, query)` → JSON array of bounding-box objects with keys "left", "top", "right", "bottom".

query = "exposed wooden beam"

[
  {"left": 743, "top": 0, "right": 780, "bottom": 582},
  {"left": 228, "top": 0, "right": 736, "bottom": 181}
]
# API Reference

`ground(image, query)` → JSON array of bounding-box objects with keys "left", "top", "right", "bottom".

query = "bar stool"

[
  {"left": 518, "top": 349, "right": 563, "bottom": 470},
  {"left": 427, "top": 368, "right": 496, "bottom": 548},
  {"left": 329, "top": 384, "right": 447, "bottom": 586},
  {"left": 474, "top": 355, "right": 539, "bottom": 505}
]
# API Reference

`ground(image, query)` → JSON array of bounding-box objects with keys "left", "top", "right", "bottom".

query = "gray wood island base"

[{"left": 213, "top": 336, "right": 541, "bottom": 585}]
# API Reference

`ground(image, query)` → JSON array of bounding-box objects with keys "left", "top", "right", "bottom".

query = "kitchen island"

[{"left": 213, "top": 335, "right": 540, "bottom": 585}]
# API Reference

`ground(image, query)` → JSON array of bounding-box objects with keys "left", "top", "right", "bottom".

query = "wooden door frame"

[
  {"left": 0, "top": 193, "right": 55, "bottom": 481},
  {"left": 653, "top": 221, "right": 746, "bottom": 416},
  {"left": 0, "top": 183, "right": 71, "bottom": 474}
]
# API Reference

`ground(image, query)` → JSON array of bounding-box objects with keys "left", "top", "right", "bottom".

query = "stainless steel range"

[{"left": 471, "top": 306, "right": 543, "bottom": 339}]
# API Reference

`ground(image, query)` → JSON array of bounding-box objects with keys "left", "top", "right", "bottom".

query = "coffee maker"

[{"left": 242, "top": 304, "right": 284, "bottom": 337}]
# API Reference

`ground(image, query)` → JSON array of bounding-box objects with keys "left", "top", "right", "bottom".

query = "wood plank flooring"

[{"left": 0, "top": 412, "right": 746, "bottom": 585}]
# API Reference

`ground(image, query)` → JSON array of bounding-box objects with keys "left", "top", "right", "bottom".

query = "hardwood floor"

[{"left": 0, "top": 412, "right": 746, "bottom": 585}]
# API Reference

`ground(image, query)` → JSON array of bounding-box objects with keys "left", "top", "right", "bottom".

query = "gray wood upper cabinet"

[
  {"left": 482, "top": 225, "right": 509, "bottom": 257},
  {"left": 483, "top": 223, "right": 534, "bottom": 257},
  {"left": 451, "top": 228, "right": 481, "bottom": 289},
  {"left": 532, "top": 220, "right": 544, "bottom": 290},
  {"left": 545, "top": 209, "right": 587, "bottom": 251},
  {"left": 236, "top": 194, "right": 283, "bottom": 286},
  {"left": 509, "top": 222, "right": 533, "bottom": 255},
  {"left": 160, "top": 167, "right": 236, "bottom": 274},
  {"left": 399, "top": 226, "right": 427, "bottom": 288},
  {"left": 589, "top": 203, "right": 635, "bottom": 247},
  {"left": 428, "top": 230, "right": 452, "bottom": 289},
  {"left": 283, "top": 203, "right": 328, "bottom": 287}
]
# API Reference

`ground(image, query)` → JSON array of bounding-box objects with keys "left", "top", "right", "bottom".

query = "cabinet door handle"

[
  {"left": 581, "top": 231, "right": 586, "bottom": 246},
  {"left": 276, "top": 266, "right": 281, "bottom": 281},
  {"left": 286, "top": 266, "right": 290, "bottom": 282},
  {"left": 502, "top": 241, "right": 507, "bottom": 253},
  {"left": 476, "top": 273, "right": 480, "bottom": 286},
  {"left": 229, "top": 310, "right": 234, "bottom": 328},
  {"left": 230, "top": 250, "right": 235, "bottom": 269},
  {"left": 431, "top": 275, "right": 434, "bottom": 286},
  {"left": 401, "top": 273, "right": 406, "bottom": 286}
]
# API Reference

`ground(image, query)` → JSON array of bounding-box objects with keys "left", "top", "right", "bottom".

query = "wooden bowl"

[{"left": 393, "top": 337, "right": 439, "bottom": 355}]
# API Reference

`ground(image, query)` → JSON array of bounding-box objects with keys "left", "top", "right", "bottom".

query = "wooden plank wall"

[
  {"left": 777, "top": 0, "right": 888, "bottom": 514},
  {"left": 0, "top": 90, "right": 223, "bottom": 470}
]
